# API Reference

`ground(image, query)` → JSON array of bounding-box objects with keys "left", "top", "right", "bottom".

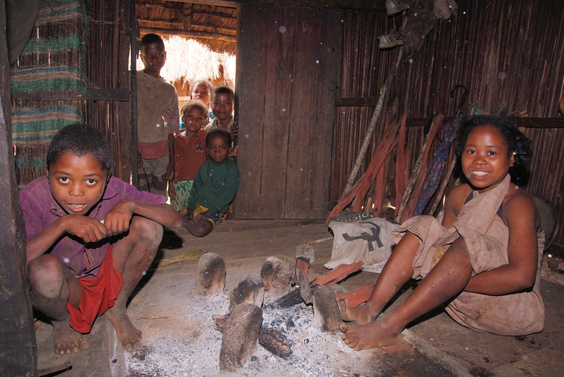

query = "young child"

[
  {"left": 166, "top": 101, "right": 208, "bottom": 212},
  {"left": 191, "top": 79, "right": 214, "bottom": 120},
  {"left": 340, "top": 116, "right": 544, "bottom": 350},
  {"left": 205, "top": 86, "right": 241, "bottom": 156},
  {"left": 205, "top": 86, "right": 234, "bottom": 132},
  {"left": 20, "top": 124, "right": 185, "bottom": 355},
  {"left": 137, "top": 33, "right": 179, "bottom": 196},
  {"left": 184, "top": 128, "right": 241, "bottom": 237}
]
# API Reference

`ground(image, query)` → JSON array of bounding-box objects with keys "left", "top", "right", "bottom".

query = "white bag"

[{"left": 325, "top": 212, "right": 399, "bottom": 273}]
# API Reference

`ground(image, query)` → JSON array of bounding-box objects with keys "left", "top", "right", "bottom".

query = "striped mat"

[{"left": 10, "top": 0, "right": 86, "bottom": 189}]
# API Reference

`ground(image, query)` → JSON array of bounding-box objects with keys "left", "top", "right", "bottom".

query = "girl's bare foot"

[
  {"left": 340, "top": 320, "right": 401, "bottom": 350},
  {"left": 106, "top": 309, "right": 142, "bottom": 351},
  {"left": 338, "top": 298, "right": 374, "bottom": 325},
  {"left": 52, "top": 320, "right": 89, "bottom": 355}
]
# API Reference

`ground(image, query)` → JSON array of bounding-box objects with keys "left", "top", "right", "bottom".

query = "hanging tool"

[{"left": 450, "top": 84, "right": 468, "bottom": 118}]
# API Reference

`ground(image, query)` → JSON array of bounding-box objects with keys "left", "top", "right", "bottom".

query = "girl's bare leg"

[
  {"left": 341, "top": 232, "right": 421, "bottom": 325},
  {"left": 341, "top": 237, "right": 472, "bottom": 350},
  {"left": 106, "top": 216, "right": 163, "bottom": 351},
  {"left": 28, "top": 255, "right": 88, "bottom": 354}
]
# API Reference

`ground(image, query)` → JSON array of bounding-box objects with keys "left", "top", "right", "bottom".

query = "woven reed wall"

[
  {"left": 82, "top": 0, "right": 132, "bottom": 181},
  {"left": 10, "top": 0, "right": 86, "bottom": 189},
  {"left": 332, "top": 0, "right": 564, "bottom": 243}
]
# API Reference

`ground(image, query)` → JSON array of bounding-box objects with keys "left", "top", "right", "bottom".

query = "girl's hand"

[
  {"left": 165, "top": 168, "right": 175, "bottom": 181},
  {"left": 103, "top": 200, "right": 135, "bottom": 236},
  {"left": 62, "top": 215, "right": 108, "bottom": 243}
]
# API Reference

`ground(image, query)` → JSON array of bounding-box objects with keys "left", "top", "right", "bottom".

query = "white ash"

[{"left": 125, "top": 292, "right": 364, "bottom": 377}]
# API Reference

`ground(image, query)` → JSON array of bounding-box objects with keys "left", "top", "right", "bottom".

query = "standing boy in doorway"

[
  {"left": 137, "top": 33, "right": 179, "bottom": 196},
  {"left": 184, "top": 128, "right": 241, "bottom": 237}
]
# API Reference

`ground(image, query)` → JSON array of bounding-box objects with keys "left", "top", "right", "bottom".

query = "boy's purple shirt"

[{"left": 19, "top": 176, "right": 166, "bottom": 278}]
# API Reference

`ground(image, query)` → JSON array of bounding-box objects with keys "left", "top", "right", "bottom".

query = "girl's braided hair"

[{"left": 456, "top": 116, "right": 532, "bottom": 186}]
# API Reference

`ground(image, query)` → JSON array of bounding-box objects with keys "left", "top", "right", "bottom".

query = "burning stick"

[{"left": 267, "top": 261, "right": 364, "bottom": 309}]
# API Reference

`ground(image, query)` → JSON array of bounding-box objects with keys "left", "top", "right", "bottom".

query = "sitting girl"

[{"left": 340, "top": 116, "right": 544, "bottom": 350}]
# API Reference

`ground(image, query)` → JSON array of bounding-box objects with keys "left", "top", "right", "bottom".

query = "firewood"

[
  {"left": 335, "top": 282, "right": 376, "bottom": 308},
  {"left": 295, "top": 256, "right": 310, "bottom": 282},
  {"left": 311, "top": 261, "right": 363, "bottom": 286},
  {"left": 341, "top": 48, "right": 404, "bottom": 196},
  {"left": 266, "top": 261, "right": 363, "bottom": 309},
  {"left": 258, "top": 326, "right": 293, "bottom": 358},
  {"left": 397, "top": 114, "right": 444, "bottom": 222}
]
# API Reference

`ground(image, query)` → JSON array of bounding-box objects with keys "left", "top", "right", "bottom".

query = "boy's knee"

[
  {"left": 129, "top": 216, "right": 163, "bottom": 248},
  {"left": 28, "top": 255, "right": 65, "bottom": 298}
]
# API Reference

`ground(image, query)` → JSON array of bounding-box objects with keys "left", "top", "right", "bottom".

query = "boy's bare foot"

[
  {"left": 106, "top": 309, "right": 142, "bottom": 351},
  {"left": 338, "top": 298, "right": 374, "bottom": 325},
  {"left": 52, "top": 320, "right": 89, "bottom": 355},
  {"left": 340, "top": 321, "right": 401, "bottom": 350}
]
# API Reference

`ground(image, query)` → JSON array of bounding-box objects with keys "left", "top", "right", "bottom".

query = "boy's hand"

[
  {"left": 193, "top": 210, "right": 212, "bottom": 224},
  {"left": 182, "top": 209, "right": 194, "bottom": 227},
  {"left": 230, "top": 122, "right": 238, "bottom": 139},
  {"left": 103, "top": 200, "right": 135, "bottom": 236},
  {"left": 63, "top": 215, "right": 108, "bottom": 243},
  {"left": 229, "top": 145, "right": 242, "bottom": 158}
]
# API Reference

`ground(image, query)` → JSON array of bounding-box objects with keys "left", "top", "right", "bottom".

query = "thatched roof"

[
  {"left": 137, "top": 0, "right": 237, "bottom": 55},
  {"left": 135, "top": 35, "right": 236, "bottom": 88}
]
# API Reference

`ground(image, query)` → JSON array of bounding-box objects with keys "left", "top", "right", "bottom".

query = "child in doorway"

[
  {"left": 205, "top": 86, "right": 241, "bottom": 156},
  {"left": 340, "top": 116, "right": 544, "bottom": 350},
  {"left": 191, "top": 79, "right": 215, "bottom": 120},
  {"left": 20, "top": 124, "right": 186, "bottom": 355},
  {"left": 136, "top": 33, "right": 179, "bottom": 196},
  {"left": 166, "top": 100, "right": 208, "bottom": 212},
  {"left": 184, "top": 128, "right": 241, "bottom": 237}
]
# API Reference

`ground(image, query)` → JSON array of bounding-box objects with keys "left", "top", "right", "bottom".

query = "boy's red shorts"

[{"left": 66, "top": 247, "right": 124, "bottom": 333}]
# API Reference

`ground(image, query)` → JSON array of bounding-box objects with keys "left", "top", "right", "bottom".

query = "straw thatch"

[{"left": 135, "top": 36, "right": 236, "bottom": 90}]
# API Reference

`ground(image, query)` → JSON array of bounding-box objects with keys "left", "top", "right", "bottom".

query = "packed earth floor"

[{"left": 36, "top": 219, "right": 564, "bottom": 377}]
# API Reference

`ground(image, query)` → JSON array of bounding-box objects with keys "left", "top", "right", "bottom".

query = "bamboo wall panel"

[
  {"left": 83, "top": 0, "right": 132, "bottom": 182},
  {"left": 332, "top": 0, "right": 564, "bottom": 243},
  {"left": 236, "top": 3, "right": 340, "bottom": 219}
]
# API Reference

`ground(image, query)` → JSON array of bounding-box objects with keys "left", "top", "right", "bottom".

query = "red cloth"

[{"left": 66, "top": 247, "right": 124, "bottom": 333}]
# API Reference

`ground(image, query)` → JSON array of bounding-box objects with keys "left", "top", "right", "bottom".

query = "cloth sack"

[{"left": 326, "top": 212, "right": 399, "bottom": 273}]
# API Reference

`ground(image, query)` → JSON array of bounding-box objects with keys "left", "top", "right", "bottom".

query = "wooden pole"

[
  {"left": 0, "top": 1, "right": 36, "bottom": 374},
  {"left": 130, "top": 0, "right": 138, "bottom": 186}
]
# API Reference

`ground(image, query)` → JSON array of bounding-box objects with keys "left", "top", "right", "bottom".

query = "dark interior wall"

[
  {"left": 332, "top": 1, "right": 564, "bottom": 243},
  {"left": 1, "top": 1, "right": 36, "bottom": 375},
  {"left": 235, "top": 3, "right": 341, "bottom": 219}
]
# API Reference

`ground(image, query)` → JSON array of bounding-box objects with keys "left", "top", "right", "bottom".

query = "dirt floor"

[{"left": 35, "top": 219, "right": 564, "bottom": 377}]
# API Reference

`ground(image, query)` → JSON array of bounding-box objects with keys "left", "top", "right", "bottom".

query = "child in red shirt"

[{"left": 166, "top": 101, "right": 208, "bottom": 212}]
